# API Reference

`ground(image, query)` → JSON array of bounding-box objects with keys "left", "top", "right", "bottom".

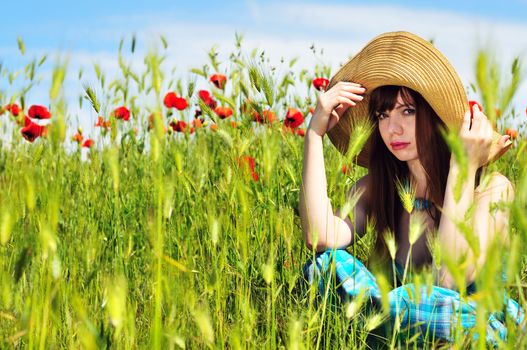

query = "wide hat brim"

[{"left": 326, "top": 31, "right": 511, "bottom": 168}]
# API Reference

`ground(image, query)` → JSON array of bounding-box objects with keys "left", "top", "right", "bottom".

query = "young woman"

[{"left": 299, "top": 31, "right": 521, "bottom": 342}]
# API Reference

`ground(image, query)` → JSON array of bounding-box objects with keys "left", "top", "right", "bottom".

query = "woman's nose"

[{"left": 387, "top": 113, "right": 403, "bottom": 135}]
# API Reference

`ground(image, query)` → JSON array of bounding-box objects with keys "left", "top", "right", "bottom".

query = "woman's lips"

[{"left": 390, "top": 142, "right": 410, "bottom": 150}]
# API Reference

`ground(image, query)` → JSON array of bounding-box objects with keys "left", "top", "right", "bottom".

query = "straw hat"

[{"left": 326, "top": 31, "right": 511, "bottom": 168}]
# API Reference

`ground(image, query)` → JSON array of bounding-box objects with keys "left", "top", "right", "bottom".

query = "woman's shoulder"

[
  {"left": 349, "top": 174, "right": 369, "bottom": 193},
  {"left": 355, "top": 174, "right": 369, "bottom": 187},
  {"left": 474, "top": 171, "right": 514, "bottom": 201},
  {"left": 347, "top": 174, "right": 370, "bottom": 202}
]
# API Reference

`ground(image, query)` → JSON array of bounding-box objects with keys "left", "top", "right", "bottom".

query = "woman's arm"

[
  {"left": 436, "top": 104, "right": 512, "bottom": 289},
  {"left": 437, "top": 166, "right": 514, "bottom": 289},
  {"left": 299, "top": 82, "right": 366, "bottom": 251},
  {"left": 436, "top": 159, "right": 478, "bottom": 288},
  {"left": 300, "top": 129, "right": 349, "bottom": 251}
]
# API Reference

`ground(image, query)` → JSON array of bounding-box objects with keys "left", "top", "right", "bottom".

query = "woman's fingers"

[
  {"left": 498, "top": 134, "right": 511, "bottom": 147},
  {"left": 326, "top": 87, "right": 364, "bottom": 107},
  {"left": 470, "top": 103, "right": 482, "bottom": 131},
  {"left": 469, "top": 104, "right": 493, "bottom": 144},
  {"left": 327, "top": 111, "right": 340, "bottom": 131},
  {"left": 325, "top": 83, "right": 366, "bottom": 118},
  {"left": 462, "top": 110, "right": 471, "bottom": 131},
  {"left": 459, "top": 103, "right": 497, "bottom": 167},
  {"left": 318, "top": 84, "right": 364, "bottom": 112},
  {"left": 322, "top": 92, "right": 360, "bottom": 111},
  {"left": 475, "top": 106, "right": 493, "bottom": 141},
  {"left": 336, "top": 96, "right": 356, "bottom": 108},
  {"left": 309, "top": 81, "right": 365, "bottom": 135},
  {"left": 334, "top": 99, "right": 358, "bottom": 118},
  {"left": 336, "top": 90, "right": 365, "bottom": 102},
  {"left": 333, "top": 81, "right": 366, "bottom": 94},
  {"left": 335, "top": 81, "right": 363, "bottom": 87}
]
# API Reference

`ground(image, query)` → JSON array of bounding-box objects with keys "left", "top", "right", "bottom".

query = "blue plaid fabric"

[{"left": 303, "top": 249, "right": 525, "bottom": 345}]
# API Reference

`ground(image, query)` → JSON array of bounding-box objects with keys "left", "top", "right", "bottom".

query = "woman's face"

[{"left": 376, "top": 91, "right": 419, "bottom": 163}]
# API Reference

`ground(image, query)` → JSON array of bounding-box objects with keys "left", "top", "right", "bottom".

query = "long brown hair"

[{"left": 365, "top": 86, "right": 451, "bottom": 265}]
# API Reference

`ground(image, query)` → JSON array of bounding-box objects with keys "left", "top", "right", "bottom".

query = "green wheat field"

[{"left": 1, "top": 34, "right": 526, "bottom": 349}]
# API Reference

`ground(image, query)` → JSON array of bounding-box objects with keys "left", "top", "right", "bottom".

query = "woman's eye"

[
  {"left": 376, "top": 112, "right": 387, "bottom": 120},
  {"left": 404, "top": 108, "right": 416, "bottom": 115}
]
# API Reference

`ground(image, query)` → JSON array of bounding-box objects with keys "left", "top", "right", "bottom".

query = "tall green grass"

[{"left": 0, "top": 35, "right": 526, "bottom": 349}]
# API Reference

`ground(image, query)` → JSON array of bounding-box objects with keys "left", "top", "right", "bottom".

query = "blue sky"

[
  {"left": 2, "top": 0, "right": 527, "bottom": 49},
  {"left": 1, "top": 0, "right": 526, "bottom": 135}
]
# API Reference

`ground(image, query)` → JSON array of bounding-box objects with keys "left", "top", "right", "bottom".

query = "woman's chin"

[{"left": 390, "top": 152, "right": 418, "bottom": 163}]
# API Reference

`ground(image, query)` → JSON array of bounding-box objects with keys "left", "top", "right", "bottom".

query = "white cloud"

[
  {"left": 138, "top": 3, "right": 527, "bottom": 122},
  {"left": 132, "top": 3, "right": 527, "bottom": 86}
]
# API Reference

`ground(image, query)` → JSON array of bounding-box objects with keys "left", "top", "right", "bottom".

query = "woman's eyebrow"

[{"left": 394, "top": 103, "right": 415, "bottom": 109}]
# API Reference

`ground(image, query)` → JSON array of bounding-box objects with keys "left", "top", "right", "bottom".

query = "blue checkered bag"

[{"left": 303, "top": 249, "right": 525, "bottom": 345}]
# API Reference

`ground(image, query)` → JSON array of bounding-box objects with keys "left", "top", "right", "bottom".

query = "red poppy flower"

[
  {"left": 309, "top": 107, "right": 315, "bottom": 115},
  {"left": 95, "top": 116, "right": 111, "bottom": 129},
  {"left": 253, "top": 110, "right": 277, "bottom": 124},
  {"left": 170, "top": 120, "right": 187, "bottom": 132},
  {"left": 5, "top": 103, "right": 20, "bottom": 116},
  {"left": 164, "top": 92, "right": 188, "bottom": 110},
  {"left": 238, "top": 155, "right": 259, "bottom": 182},
  {"left": 82, "top": 139, "right": 94, "bottom": 148},
  {"left": 198, "top": 90, "right": 217, "bottom": 109},
  {"left": 28, "top": 105, "right": 51, "bottom": 119},
  {"left": 20, "top": 117, "right": 47, "bottom": 142},
  {"left": 505, "top": 128, "right": 518, "bottom": 140},
  {"left": 192, "top": 118, "right": 203, "bottom": 128},
  {"left": 95, "top": 116, "right": 104, "bottom": 127},
  {"left": 284, "top": 108, "right": 304, "bottom": 129},
  {"left": 210, "top": 124, "right": 218, "bottom": 132},
  {"left": 163, "top": 92, "right": 177, "bottom": 108},
  {"left": 214, "top": 106, "right": 233, "bottom": 119},
  {"left": 174, "top": 97, "right": 188, "bottom": 110},
  {"left": 312, "top": 77, "right": 329, "bottom": 91},
  {"left": 169, "top": 119, "right": 193, "bottom": 133},
  {"left": 147, "top": 117, "right": 154, "bottom": 131},
  {"left": 210, "top": 74, "right": 227, "bottom": 89},
  {"left": 199, "top": 90, "right": 211, "bottom": 100},
  {"left": 113, "top": 106, "right": 130, "bottom": 121},
  {"left": 296, "top": 128, "right": 305, "bottom": 137},
  {"left": 243, "top": 156, "right": 256, "bottom": 171},
  {"left": 342, "top": 165, "right": 351, "bottom": 175},
  {"left": 263, "top": 110, "right": 276, "bottom": 123},
  {"left": 72, "top": 132, "right": 83, "bottom": 143}
]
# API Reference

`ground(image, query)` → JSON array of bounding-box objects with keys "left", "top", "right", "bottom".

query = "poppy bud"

[{"left": 210, "top": 74, "right": 227, "bottom": 89}]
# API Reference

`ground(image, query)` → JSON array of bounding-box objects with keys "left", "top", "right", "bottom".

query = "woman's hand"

[
  {"left": 459, "top": 103, "right": 510, "bottom": 169},
  {"left": 308, "top": 81, "right": 366, "bottom": 137}
]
